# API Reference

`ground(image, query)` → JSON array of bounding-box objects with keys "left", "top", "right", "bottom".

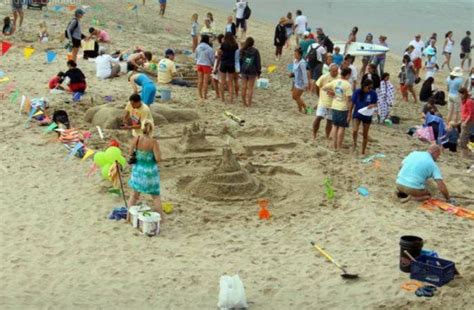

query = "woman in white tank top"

[{"left": 441, "top": 31, "right": 454, "bottom": 71}]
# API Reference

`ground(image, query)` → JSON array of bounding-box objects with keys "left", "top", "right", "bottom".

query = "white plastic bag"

[{"left": 217, "top": 275, "right": 248, "bottom": 309}]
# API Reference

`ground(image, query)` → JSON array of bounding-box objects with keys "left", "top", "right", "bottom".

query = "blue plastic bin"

[{"left": 410, "top": 255, "right": 455, "bottom": 287}]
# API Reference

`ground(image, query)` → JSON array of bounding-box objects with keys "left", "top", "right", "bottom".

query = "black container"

[{"left": 399, "top": 235, "right": 424, "bottom": 273}]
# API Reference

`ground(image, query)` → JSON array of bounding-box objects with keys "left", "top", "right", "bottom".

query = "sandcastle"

[
  {"left": 186, "top": 147, "right": 267, "bottom": 201},
  {"left": 178, "top": 123, "right": 213, "bottom": 153}
]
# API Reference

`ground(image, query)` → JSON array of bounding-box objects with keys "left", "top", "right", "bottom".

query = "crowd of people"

[{"left": 3, "top": 0, "right": 473, "bottom": 218}]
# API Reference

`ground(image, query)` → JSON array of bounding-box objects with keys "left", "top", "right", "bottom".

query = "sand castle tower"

[
  {"left": 179, "top": 123, "right": 213, "bottom": 153},
  {"left": 187, "top": 147, "right": 267, "bottom": 201}
]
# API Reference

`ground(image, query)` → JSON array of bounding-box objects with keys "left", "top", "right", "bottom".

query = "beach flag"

[
  {"left": 24, "top": 47, "right": 35, "bottom": 60},
  {"left": 44, "top": 122, "right": 58, "bottom": 133},
  {"left": 9, "top": 89, "right": 19, "bottom": 104},
  {"left": 92, "top": 18, "right": 99, "bottom": 26},
  {"left": 67, "top": 4, "right": 77, "bottom": 11},
  {"left": 65, "top": 142, "right": 83, "bottom": 160},
  {"left": 1, "top": 41, "right": 12, "bottom": 56},
  {"left": 33, "top": 110, "right": 44, "bottom": 117},
  {"left": 46, "top": 51, "right": 57, "bottom": 63},
  {"left": 0, "top": 77, "right": 10, "bottom": 83},
  {"left": 268, "top": 65, "right": 277, "bottom": 74},
  {"left": 81, "top": 149, "right": 95, "bottom": 162}
]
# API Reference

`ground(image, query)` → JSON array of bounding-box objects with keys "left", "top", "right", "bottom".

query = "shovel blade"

[{"left": 341, "top": 273, "right": 359, "bottom": 279}]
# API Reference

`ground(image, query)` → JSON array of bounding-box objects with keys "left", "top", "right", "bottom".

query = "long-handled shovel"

[{"left": 311, "top": 242, "right": 359, "bottom": 279}]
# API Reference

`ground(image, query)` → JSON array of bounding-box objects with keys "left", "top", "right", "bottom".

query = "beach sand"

[{"left": 0, "top": 1, "right": 473, "bottom": 309}]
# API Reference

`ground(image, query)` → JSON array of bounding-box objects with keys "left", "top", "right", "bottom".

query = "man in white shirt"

[
  {"left": 293, "top": 9, "right": 308, "bottom": 45},
  {"left": 95, "top": 47, "right": 120, "bottom": 79},
  {"left": 408, "top": 34, "right": 424, "bottom": 77},
  {"left": 341, "top": 54, "right": 358, "bottom": 90},
  {"left": 234, "top": 0, "right": 248, "bottom": 38}
]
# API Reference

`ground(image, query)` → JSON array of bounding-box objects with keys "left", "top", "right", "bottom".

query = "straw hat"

[
  {"left": 279, "top": 16, "right": 287, "bottom": 24},
  {"left": 450, "top": 67, "right": 463, "bottom": 77}
]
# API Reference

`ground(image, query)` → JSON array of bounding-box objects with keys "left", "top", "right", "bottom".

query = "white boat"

[{"left": 334, "top": 41, "right": 389, "bottom": 56}]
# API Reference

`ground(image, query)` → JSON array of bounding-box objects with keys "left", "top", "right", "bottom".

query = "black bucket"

[{"left": 399, "top": 235, "right": 423, "bottom": 273}]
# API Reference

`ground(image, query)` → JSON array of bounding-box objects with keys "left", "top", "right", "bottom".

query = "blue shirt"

[
  {"left": 333, "top": 54, "right": 343, "bottom": 66},
  {"left": 352, "top": 89, "right": 378, "bottom": 118},
  {"left": 396, "top": 151, "right": 443, "bottom": 189},
  {"left": 446, "top": 77, "right": 463, "bottom": 96},
  {"left": 293, "top": 59, "right": 308, "bottom": 90}
]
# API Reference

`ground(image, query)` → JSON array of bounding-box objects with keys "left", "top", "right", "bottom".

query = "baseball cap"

[{"left": 75, "top": 8, "right": 86, "bottom": 16}]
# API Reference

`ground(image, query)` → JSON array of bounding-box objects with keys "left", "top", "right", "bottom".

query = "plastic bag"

[{"left": 217, "top": 275, "right": 248, "bottom": 309}]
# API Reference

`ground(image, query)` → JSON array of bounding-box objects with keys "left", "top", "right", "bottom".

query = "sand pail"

[
  {"left": 138, "top": 212, "right": 161, "bottom": 236},
  {"left": 399, "top": 235, "right": 423, "bottom": 273},
  {"left": 128, "top": 205, "right": 151, "bottom": 228},
  {"left": 160, "top": 89, "right": 172, "bottom": 102}
]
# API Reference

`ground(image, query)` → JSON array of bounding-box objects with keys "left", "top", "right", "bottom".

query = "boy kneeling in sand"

[{"left": 123, "top": 94, "right": 154, "bottom": 137}]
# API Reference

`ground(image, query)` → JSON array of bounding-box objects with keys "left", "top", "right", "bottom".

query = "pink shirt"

[{"left": 98, "top": 30, "right": 110, "bottom": 42}]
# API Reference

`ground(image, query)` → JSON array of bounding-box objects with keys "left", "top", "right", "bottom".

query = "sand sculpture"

[
  {"left": 178, "top": 123, "right": 213, "bottom": 153},
  {"left": 84, "top": 104, "right": 199, "bottom": 129},
  {"left": 187, "top": 147, "right": 267, "bottom": 201}
]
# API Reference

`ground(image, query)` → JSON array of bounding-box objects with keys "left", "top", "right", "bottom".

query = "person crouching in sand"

[
  {"left": 396, "top": 145, "right": 453, "bottom": 203},
  {"left": 289, "top": 47, "right": 308, "bottom": 113}
]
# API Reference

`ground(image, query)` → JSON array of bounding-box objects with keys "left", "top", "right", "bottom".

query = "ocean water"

[{"left": 197, "top": 0, "right": 474, "bottom": 55}]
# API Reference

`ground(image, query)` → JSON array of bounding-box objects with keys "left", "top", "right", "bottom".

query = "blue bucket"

[{"left": 160, "top": 89, "right": 172, "bottom": 101}]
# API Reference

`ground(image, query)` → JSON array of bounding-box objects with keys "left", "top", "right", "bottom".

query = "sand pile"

[
  {"left": 186, "top": 146, "right": 267, "bottom": 201},
  {"left": 84, "top": 103, "right": 200, "bottom": 129}
]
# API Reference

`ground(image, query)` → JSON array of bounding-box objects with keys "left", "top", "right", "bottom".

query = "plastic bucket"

[
  {"left": 138, "top": 212, "right": 161, "bottom": 236},
  {"left": 399, "top": 235, "right": 423, "bottom": 273},
  {"left": 160, "top": 89, "right": 172, "bottom": 102},
  {"left": 128, "top": 205, "right": 151, "bottom": 228}
]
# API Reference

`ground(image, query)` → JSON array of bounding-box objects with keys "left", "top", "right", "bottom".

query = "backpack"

[
  {"left": 306, "top": 44, "right": 323, "bottom": 69},
  {"left": 243, "top": 5, "right": 251, "bottom": 20},
  {"left": 64, "top": 18, "right": 79, "bottom": 39},
  {"left": 322, "top": 36, "right": 334, "bottom": 53},
  {"left": 241, "top": 50, "right": 256, "bottom": 74}
]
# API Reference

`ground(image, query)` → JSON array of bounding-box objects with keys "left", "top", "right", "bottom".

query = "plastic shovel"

[{"left": 311, "top": 242, "right": 359, "bottom": 279}]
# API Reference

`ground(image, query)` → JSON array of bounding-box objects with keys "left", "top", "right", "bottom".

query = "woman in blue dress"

[
  {"left": 128, "top": 71, "right": 157, "bottom": 105},
  {"left": 128, "top": 120, "right": 163, "bottom": 218}
]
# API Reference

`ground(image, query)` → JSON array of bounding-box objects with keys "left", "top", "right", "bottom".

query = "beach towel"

[
  {"left": 376, "top": 80, "right": 395, "bottom": 121},
  {"left": 420, "top": 199, "right": 474, "bottom": 220}
]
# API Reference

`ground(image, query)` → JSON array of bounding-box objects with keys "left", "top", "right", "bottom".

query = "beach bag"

[
  {"left": 243, "top": 5, "right": 251, "bottom": 20},
  {"left": 240, "top": 51, "right": 256, "bottom": 75},
  {"left": 306, "top": 44, "right": 323, "bottom": 69},
  {"left": 414, "top": 126, "right": 435, "bottom": 142},
  {"left": 64, "top": 18, "right": 79, "bottom": 39},
  {"left": 217, "top": 275, "right": 248, "bottom": 310}
]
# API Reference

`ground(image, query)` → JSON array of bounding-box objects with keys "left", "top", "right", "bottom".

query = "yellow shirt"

[
  {"left": 125, "top": 102, "right": 154, "bottom": 137},
  {"left": 325, "top": 79, "right": 353, "bottom": 111},
  {"left": 157, "top": 58, "right": 177, "bottom": 84},
  {"left": 315, "top": 73, "right": 338, "bottom": 108}
]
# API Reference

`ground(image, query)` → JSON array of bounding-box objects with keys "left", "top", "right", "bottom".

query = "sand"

[{"left": 0, "top": 0, "right": 473, "bottom": 309}]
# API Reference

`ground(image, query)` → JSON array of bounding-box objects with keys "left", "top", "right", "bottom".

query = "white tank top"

[{"left": 444, "top": 38, "right": 454, "bottom": 53}]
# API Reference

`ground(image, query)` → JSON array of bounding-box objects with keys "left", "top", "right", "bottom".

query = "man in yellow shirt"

[
  {"left": 323, "top": 68, "right": 353, "bottom": 150},
  {"left": 313, "top": 64, "right": 338, "bottom": 140},
  {"left": 157, "top": 49, "right": 190, "bottom": 87},
  {"left": 123, "top": 93, "right": 154, "bottom": 137}
]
